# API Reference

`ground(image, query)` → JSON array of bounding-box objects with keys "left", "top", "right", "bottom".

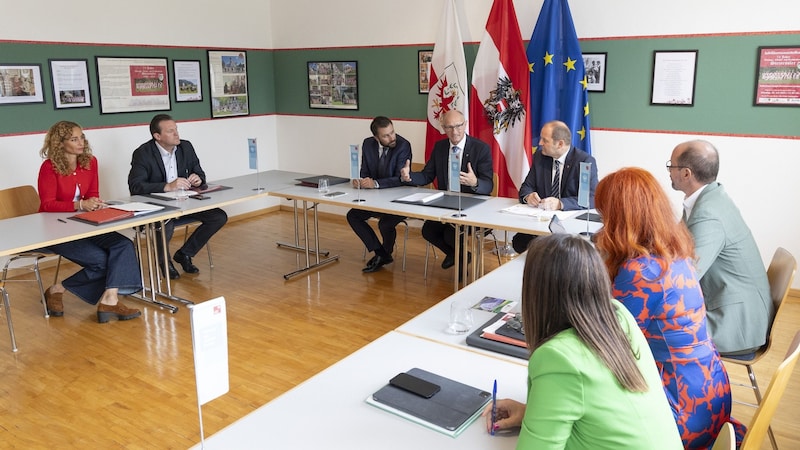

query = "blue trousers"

[{"left": 48, "top": 232, "right": 142, "bottom": 305}]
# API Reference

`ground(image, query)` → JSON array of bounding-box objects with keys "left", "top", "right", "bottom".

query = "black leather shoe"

[
  {"left": 362, "top": 255, "right": 380, "bottom": 272},
  {"left": 441, "top": 254, "right": 455, "bottom": 269},
  {"left": 363, "top": 255, "right": 393, "bottom": 273},
  {"left": 160, "top": 261, "right": 180, "bottom": 280},
  {"left": 174, "top": 250, "right": 199, "bottom": 274}
]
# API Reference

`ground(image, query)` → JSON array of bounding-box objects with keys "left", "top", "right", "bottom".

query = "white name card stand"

[{"left": 190, "top": 296, "right": 229, "bottom": 448}]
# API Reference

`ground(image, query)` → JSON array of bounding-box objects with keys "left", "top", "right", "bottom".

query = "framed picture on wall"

[
  {"left": 650, "top": 50, "right": 698, "bottom": 106},
  {"left": 582, "top": 52, "right": 607, "bottom": 92},
  {"left": 49, "top": 59, "right": 92, "bottom": 109},
  {"left": 207, "top": 50, "right": 249, "bottom": 118},
  {"left": 96, "top": 56, "right": 170, "bottom": 114},
  {"left": 0, "top": 63, "right": 45, "bottom": 105},
  {"left": 173, "top": 60, "right": 202, "bottom": 103},
  {"left": 308, "top": 61, "right": 359, "bottom": 110},
  {"left": 418, "top": 50, "right": 433, "bottom": 94},
  {"left": 753, "top": 46, "right": 800, "bottom": 106}
]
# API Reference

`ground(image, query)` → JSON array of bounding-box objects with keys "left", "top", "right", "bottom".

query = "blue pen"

[{"left": 491, "top": 379, "right": 497, "bottom": 435}]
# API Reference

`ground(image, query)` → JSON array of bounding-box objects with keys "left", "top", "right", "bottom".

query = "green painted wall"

[
  {"left": 581, "top": 33, "right": 800, "bottom": 137},
  {"left": 0, "top": 42, "right": 275, "bottom": 135},
  {"left": 2, "top": 32, "right": 799, "bottom": 137}
]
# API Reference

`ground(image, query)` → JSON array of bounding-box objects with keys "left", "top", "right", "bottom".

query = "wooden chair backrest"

[
  {"left": 740, "top": 330, "right": 800, "bottom": 450},
  {"left": 767, "top": 247, "right": 797, "bottom": 323},
  {"left": 0, "top": 185, "right": 41, "bottom": 220},
  {"left": 711, "top": 422, "right": 735, "bottom": 450}
]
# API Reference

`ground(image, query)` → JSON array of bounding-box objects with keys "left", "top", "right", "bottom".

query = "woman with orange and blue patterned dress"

[{"left": 595, "top": 167, "right": 745, "bottom": 449}]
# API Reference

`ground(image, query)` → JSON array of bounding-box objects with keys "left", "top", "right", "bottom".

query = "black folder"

[
  {"left": 392, "top": 192, "right": 486, "bottom": 211},
  {"left": 295, "top": 175, "right": 350, "bottom": 188}
]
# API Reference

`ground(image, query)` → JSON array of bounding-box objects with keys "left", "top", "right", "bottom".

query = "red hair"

[{"left": 595, "top": 167, "right": 695, "bottom": 279}]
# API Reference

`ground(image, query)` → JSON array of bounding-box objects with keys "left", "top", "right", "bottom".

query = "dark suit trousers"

[
  {"left": 346, "top": 209, "right": 405, "bottom": 256},
  {"left": 421, "top": 221, "right": 463, "bottom": 258},
  {"left": 157, "top": 208, "right": 228, "bottom": 258}
]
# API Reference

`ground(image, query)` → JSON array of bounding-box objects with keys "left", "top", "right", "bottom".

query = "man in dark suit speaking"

[
  {"left": 128, "top": 114, "right": 228, "bottom": 279},
  {"left": 347, "top": 116, "right": 413, "bottom": 273},
  {"left": 511, "top": 120, "right": 598, "bottom": 254},
  {"left": 400, "top": 110, "right": 494, "bottom": 270}
]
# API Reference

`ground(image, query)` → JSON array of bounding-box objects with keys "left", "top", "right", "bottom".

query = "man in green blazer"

[{"left": 669, "top": 140, "right": 773, "bottom": 355}]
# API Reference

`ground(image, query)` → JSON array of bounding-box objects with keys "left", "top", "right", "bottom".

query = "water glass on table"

[
  {"left": 318, "top": 178, "right": 329, "bottom": 194},
  {"left": 447, "top": 300, "right": 474, "bottom": 334}
]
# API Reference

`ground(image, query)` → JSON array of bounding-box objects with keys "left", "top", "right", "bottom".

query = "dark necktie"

[
  {"left": 378, "top": 146, "right": 390, "bottom": 179},
  {"left": 551, "top": 160, "right": 561, "bottom": 199}
]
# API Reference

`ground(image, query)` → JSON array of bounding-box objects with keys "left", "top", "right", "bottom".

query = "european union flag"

[{"left": 527, "top": 0, "right": 592, "bottom": 154}]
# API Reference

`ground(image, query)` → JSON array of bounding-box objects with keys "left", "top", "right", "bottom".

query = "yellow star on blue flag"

[{"left": 527, "top": 0, "right": 592, "bottom": 154}]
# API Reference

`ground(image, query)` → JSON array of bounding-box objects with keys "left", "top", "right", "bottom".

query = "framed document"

[
  {"left": 0, "top": 64, "right": 45, "bottom": 105},
  {"left": 650, "top": 50, "right": 698, "bottom": 106},
  {"left": 96, "top": 56, "right": 170, "bottom": 114},
  {"left": 49, "top": 59, "right": 92, "bottom": 109},
  {"left": 173, "top": 60, "right": 202, "bottom": 102},
  {"left": 753, "top": 46, "right": 800, "bottom": 106},
  {"left": 308, "top": 61, "right": 358, "bottom": 110},
  {"left": 207, "top": 50, "right": 249, "bottom": 118},
  {"left": 418, "top": 50, "right": 433, "bottom": 94},
  {"left": 582, "top": 53, "right": 607, "bottom": 92}
]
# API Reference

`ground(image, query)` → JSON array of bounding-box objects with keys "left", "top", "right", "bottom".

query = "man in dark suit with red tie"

[
  {"left": 400, "top": 110, "right": 494, "bottom": 270},
  {"left": 347, "top": 116, "right": 413, "bottom": 273},
  {"left": 511, "top": 120, "right": 598, "bottom": 253}
]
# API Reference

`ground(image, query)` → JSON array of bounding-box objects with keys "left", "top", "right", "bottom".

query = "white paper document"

[
  {"left": 500, "top": 203, "right": 573, "bottom": 220},
  {"left": 108, "top": 202, "right": 165, "bottom": 215}
]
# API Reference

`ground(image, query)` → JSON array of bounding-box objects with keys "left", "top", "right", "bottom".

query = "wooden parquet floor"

[{"left": 0, "top": 210, "right": 797, "bottom": 449}]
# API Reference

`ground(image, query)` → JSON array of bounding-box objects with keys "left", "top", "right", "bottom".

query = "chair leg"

[
  {"left": 1, "top": 285, "right": 18, "bottom": 352},
  {"left": 402, "top": 221, "right": 409, "bottom": 272},
  {"left": 32, "top": 259, "right": 49, "bottom": 318},
  {"left": 424, "top": 243, "right": 430, "bottom": 280},
  {"left": 746, "top": 365, "right": 778, "bottom": 450}
]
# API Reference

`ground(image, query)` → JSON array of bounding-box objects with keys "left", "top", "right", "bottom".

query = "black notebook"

[{"left": 366, "top": 368, "right": 492, "bottom": 437}]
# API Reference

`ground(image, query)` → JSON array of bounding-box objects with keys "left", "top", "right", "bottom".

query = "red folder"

[{"left": 72, "top": 208, "right": 134, "bottom": 225}]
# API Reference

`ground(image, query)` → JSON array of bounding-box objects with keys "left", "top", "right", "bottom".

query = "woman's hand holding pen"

[{"left": 482, "top": 398, "right": 525, "bottom": 433}]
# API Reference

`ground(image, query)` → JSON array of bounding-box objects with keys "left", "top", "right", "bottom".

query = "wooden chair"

[
  {"left": 711, "top": 422, "right": 735, "bottom": 450},
  {"left": 740, "top": 330, "right": 800, "bottom": 450},
  {"left": 722, "top": 247, "right": 797, "bottom": 449},
  {"left": 0, "top": 185, "right": 61, "bottom": 319}
]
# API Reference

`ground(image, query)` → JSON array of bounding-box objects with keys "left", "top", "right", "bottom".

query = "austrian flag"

[{"left": 469, "top": 0, "right": 531, "bottom": 198}]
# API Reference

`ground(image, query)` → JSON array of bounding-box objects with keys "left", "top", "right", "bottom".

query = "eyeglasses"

[
  {"left": 442, "top": 122, "right": 465, "bottom": 131},
  {"left": 665, "top": 160, "right": 688, "bottom": 171}
]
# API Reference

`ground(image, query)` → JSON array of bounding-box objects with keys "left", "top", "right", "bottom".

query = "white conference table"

[
  {"left": 395, "top": 251, "right": 527, "bottom": 365},
  {"left": 192, "top": 331, "right": 528, "bottom": 450},
  {"left": 268, "top": 178, "right": 601, "bottom": 289}
]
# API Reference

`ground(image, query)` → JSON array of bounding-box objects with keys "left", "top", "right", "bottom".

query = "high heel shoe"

[
  {"left": 44, "top": 287, "right": 64, "bottom": 317},
  {"left": 97, "top": 301, "right": 141, "bottom": 323}
]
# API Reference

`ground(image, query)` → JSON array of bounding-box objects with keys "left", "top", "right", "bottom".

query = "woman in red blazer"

[{"left": 37, "top": 121, "right": 142, "bottom": 323}]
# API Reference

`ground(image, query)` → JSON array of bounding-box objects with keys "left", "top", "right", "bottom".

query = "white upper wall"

[
  {"left": 3, "top": 0, "right": 274, "bottom": 48},
  {"left": 270, "top": 0, "right": 799, "bottom": 48}
]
